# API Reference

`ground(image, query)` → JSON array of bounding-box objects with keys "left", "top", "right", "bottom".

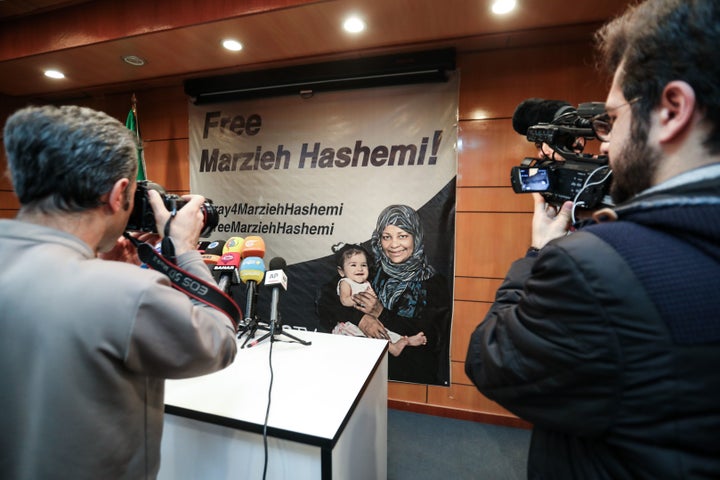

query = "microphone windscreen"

[
  {"left": 223, "top": 237, "right": 244, "bottom": 255},
  {"left": 240, "top": 256, "right": 265, "bottom": 283},
  {"left": 204, "top": 240, "right": 226, "bottom": 255},
  {"left": 269, "top": 257, "right": 287, "bottom": 270},
  {"left": 512, "top": 98, "right": 572, "bottom": 135},
  {"left": 241, "top": 236, "right": 266, "bottom": 258},
  {"left": 201, "top": 240, "right": 226, "bottom": 265}
]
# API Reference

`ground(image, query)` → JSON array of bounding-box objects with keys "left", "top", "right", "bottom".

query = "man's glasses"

[{"left": 591, "top": 97, "right": 641, "bottom": 142}]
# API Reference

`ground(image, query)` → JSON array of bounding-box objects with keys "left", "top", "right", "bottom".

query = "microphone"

[
  {"left": 264, "top": 257, "right": 287, "bottom": 326},
  {"left": 512, "top": 98, "right": 573, "bottom": 135},
  {"left": 245, "top": 256, "right": 308, "bottom": 348},
  {"left": 224, "top": 236, "right": 245, "bottom": 253},
  {"left": 241, "top": 235, "right": 265, "bottom": 259},
  {"left": 200, "top": 240, "right": 226, "bottom": 267},
  {"left": 213, "top": 237, "right": 244, "bottom": 292},
  {"left": 239, "top": 256, "right": 265, "bottom": 323}
]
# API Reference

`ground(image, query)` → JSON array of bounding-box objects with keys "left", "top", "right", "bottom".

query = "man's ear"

[
  {"left": 657, "top": 80, "right": 697, "bottom": 144},
  {"left": 106, "top": 178, "right": 131, "bottom": 213}
]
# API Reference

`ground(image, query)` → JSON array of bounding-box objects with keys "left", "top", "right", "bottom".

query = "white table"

[{"left": 158, "top": 329, "right": 388, "bottom": 480}]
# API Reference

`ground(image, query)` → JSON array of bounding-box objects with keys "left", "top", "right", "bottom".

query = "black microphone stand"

[
  {"left": 247, "top": 259, "right": 310, "bottom": 348},
  {"left": 237, "top": 282, "right": 270, "bottom": 348},
  {"left": 246, "top": 311, "right": 311, "bottom": 348},
  {"left": 238, "top": 313, "right": 270, "bottom": 348}
]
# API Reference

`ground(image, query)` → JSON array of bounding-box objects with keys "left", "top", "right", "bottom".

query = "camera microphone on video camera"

[{"left": 512, "top": 98, "right": 573, "bottom": 135}]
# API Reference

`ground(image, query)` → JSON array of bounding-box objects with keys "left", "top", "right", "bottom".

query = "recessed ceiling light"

[
  {"left": 222, "top": 39, "right": 243, "bottom": 51},
  {"left": 491, "top": 0, "right": 517, "bottom": 15},
  {"left": 122, "top": 55, "right": 146, "bottom": 66},
  {"left": 343, "top": 15, "right": 366, "bottom": 34},
  {"left": 44, "top": 70, "right": 65, "bottom": 79}
]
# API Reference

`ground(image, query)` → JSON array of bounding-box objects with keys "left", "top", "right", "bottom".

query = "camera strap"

[
  {"left": 123, "top": 233, "right": 241, "bottom": 332},
  {"left": 160, "top": 200, "right": 178, "bottom": 264}
]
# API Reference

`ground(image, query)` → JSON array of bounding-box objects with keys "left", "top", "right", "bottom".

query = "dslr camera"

[
  {"left": 510, "top": 99, "right": 613, "bottom": 209},
  {"left": 126, "top": 180, "right": 219, "bottom": 237}
]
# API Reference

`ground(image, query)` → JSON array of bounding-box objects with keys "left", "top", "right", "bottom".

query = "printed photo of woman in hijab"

[{"left": 317, "top": 204, "right": 452, "bottom": 385}]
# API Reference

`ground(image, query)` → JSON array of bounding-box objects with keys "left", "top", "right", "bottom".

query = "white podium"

[{"left": 158, "top": 330, "right": 388, "bottom": 480}]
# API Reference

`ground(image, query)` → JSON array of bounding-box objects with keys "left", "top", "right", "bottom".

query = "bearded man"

[{"left": 465, "top": 1, "right": 720, "bottom": 478}]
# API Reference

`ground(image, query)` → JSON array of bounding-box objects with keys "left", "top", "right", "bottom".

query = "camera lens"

[
  {"left": 199, "top": 202, "right": 219, "bottom": 238},
  {"left": 125, "top": 180, "right": 219, "bottom": 237}
]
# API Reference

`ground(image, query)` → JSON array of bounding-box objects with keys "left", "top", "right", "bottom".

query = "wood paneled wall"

[{"left": 0, "top": 39, "right": 611, "bottom": 427}]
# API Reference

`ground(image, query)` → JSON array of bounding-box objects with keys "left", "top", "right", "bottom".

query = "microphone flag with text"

[{"left": 213, "top": 237, "right": 244, "bottom": 292}]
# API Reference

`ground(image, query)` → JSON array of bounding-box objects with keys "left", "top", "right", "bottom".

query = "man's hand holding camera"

[
  {"left": 100, "top": 232, "right": 159, "bottom": 264},
  {"left": 102, "top": 186, "right": 208, "bottom": 263},
  {"left": 147, "top": 189, "right": 206, "bottom": 255},
  {"left": 531, "top": 193, "right": 573, "bottom": 250}
]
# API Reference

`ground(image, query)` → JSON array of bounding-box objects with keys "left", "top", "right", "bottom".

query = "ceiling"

[{"left": 0, "top": 0, "right": 632, "bottom": 101}]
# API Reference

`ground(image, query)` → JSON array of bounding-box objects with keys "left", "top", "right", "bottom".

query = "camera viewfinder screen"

[{"left": 518, "top": 167, "right": 551, "bottom": 192}]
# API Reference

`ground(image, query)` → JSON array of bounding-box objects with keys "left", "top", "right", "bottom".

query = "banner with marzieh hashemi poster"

[{"left": 189, "top": 74, "right": 457, "bottom": 385}]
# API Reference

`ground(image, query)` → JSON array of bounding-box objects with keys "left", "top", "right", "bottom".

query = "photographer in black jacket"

[{"left": 465, "top": 1, "right": 720, "bottom": 478}]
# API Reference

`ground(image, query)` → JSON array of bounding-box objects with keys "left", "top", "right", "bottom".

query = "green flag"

[{"left": 125, "top": 95, "right": 147, "bottom": 181}]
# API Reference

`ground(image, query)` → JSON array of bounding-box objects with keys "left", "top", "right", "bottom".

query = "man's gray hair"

[{"left": 3, "top": 105, "right": 138, "bottom": 213}]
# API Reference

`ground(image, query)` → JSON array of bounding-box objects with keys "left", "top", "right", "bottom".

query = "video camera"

[
  {"left": 126, "top": 180, "right": 219, "bottom": 237},
  {"left": 510, "top": 98, "right": 613, "bottom": 209}
]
